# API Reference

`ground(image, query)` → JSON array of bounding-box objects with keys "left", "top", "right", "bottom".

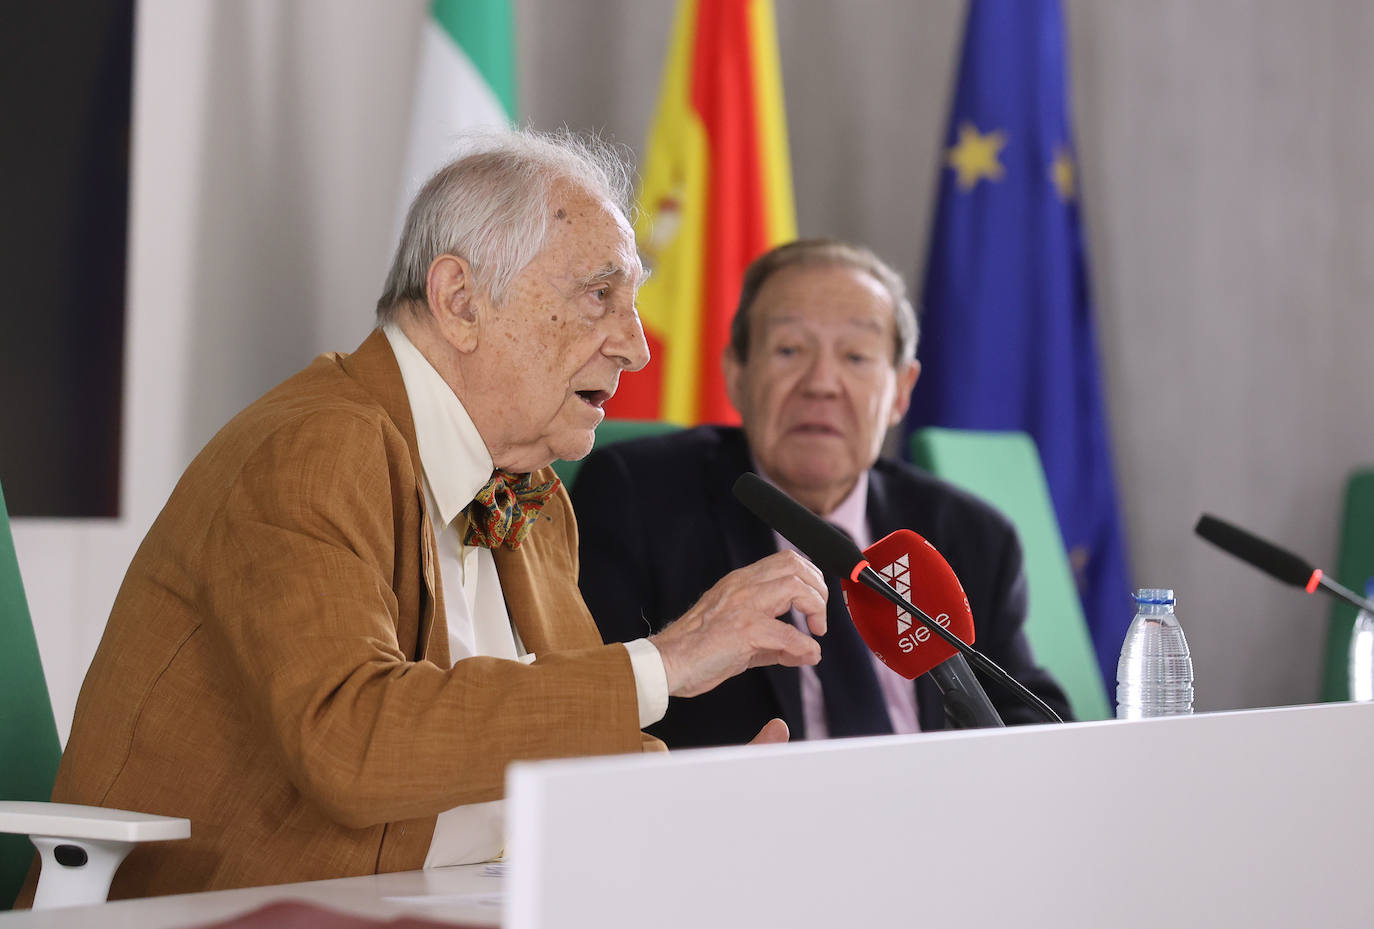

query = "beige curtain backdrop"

[{"left": 13, "top": 0, "right": 1374, "bottom": 741}]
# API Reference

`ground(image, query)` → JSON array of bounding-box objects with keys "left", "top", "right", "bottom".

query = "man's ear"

[
  {"left": 888, "top": 359, "right": 921, "bottom": 426},
  {"left": 722, "top": 346, "right": 745, "bottom": 413},
  {"left": 426, "top": 254, "right": 480, "bottom": 353}
]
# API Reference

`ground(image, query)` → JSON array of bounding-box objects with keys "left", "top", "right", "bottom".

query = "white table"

[
  {"left": 506, "top": 702, "right": 1374, "bottom": 929},
  {"left": 0, "top": 862, "right": 503, "bottom": 928}
]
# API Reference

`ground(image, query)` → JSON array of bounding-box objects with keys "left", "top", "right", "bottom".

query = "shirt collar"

[
  {"left": 752, "top": 459, "right": 872, "bottom": 551},
  {"left": 825, "top": 470, "right": 872, "bottom": 548},
  {"left": 383, "top": 324, "right": 493, "bottom": 530}
]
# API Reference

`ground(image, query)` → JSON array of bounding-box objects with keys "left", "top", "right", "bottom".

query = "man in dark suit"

[{"left": 573, "top": 239, "right": 1070, "bottom": 748}]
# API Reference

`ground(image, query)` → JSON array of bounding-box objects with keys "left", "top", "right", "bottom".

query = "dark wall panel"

[{"left": 0, "top": 0, "right": 135, "bottom": 517}]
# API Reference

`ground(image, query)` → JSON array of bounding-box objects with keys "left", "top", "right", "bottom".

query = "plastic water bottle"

[
  {"left": 1346, "top": 579, "right": 1374, "bottom": 702},
  {"left": 1116, "top": 588, "right": 1194, "bottom": 719}
]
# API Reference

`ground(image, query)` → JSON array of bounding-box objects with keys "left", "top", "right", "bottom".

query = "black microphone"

[
  {"left": 926, "top": 653, "right": 1004, "bottom": 730},
  {"left": 733, "top": 472, "right": 1062, "bottom": 725},
  {"left": 1195, "top": 513, "right": 1374, "bottom": 614}
]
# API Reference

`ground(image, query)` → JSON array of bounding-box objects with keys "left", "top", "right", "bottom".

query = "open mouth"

[{"left": 575, "top": 389, "right": 612, "bottom": 409}]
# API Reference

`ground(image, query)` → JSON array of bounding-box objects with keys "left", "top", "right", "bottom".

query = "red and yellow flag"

[{"left": 605, "top": 0, "right": 796, "bottom": 424}]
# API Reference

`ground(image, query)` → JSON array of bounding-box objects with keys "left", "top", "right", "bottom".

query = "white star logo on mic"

[{"left": 878, "top": 554, "right": 912, "bottom": 634}]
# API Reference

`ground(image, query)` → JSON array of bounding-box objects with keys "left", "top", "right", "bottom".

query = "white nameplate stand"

[{"left": 507, "top": 702, "right": 1374, "bottom": 929}]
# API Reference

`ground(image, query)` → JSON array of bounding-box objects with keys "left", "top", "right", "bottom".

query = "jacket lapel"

[{"left": 338, "top": 329, "right": 442, "bottom": 664}]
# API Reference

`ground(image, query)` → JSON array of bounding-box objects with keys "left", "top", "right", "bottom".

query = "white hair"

[{"left": 376, "top": 128, "right": 635, "bottom": 321}]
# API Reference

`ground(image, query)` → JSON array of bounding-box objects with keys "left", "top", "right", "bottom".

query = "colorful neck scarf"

[{"left": 462, "top": 469, "right": 561, "bottom": 550}]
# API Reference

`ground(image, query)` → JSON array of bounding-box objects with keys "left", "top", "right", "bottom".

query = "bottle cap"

[{"left": 1133, "top": 587, "right": 1175, "bottom": 605}]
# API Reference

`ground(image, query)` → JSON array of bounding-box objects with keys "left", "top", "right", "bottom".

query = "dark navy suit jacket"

[{"left": 572, "top": 425, "right": 1071, "bottom": 748}]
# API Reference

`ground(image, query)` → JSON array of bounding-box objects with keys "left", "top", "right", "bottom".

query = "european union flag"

[{"left": 905, "top": 0, "right": 1132, "bottom": 688}]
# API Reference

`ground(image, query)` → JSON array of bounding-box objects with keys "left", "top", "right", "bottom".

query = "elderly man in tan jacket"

[{"left": 22, "top": 130, "right": 827, "bottom": 902}]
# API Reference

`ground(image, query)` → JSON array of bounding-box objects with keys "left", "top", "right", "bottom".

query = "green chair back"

[
  {"left": 553, "top": 419, "right": 684, "bottom": 490},
  {"left": 908, "top": 428, "right": 1111, "bottom": 720},
  {"left": 0, "top": 481, "right": 61, "bottom": 907},
  {"left": 1320, "top": 468, "right": 1374, "bottom": 702}
]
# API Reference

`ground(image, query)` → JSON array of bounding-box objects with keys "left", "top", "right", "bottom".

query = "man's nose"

[
  {"left": 800, "top": 349, "right": 842, "bottom": 395},
  {"left": 606, "top": 305, "right": 651, "bottom": 372}
]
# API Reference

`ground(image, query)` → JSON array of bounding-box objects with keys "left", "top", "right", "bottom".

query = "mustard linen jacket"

[{"left": 33, "top": 330, "right": 659, "bottom": 900}]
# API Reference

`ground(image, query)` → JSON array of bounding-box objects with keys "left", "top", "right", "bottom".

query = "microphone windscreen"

[
  {"left": 732, "top": 473, "right": 865, "bottom": 578},
  {"left": 841, "top": 529, "right": 975, "bottom": 680},
  {"left": 1194, "top": 513, "right": 1315, "bottom": 588}
]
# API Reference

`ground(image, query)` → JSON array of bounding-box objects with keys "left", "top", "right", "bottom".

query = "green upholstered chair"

[
  {"left": 1320, "top": 468, "right": 1374, "bottom": 702},
  {"left": 908, "top": 428, "right": 1112, "bottom": 721},
  {"left": 0, "top": 483, "right": 60, "bottom": 908},
  {"left": 553, "top": 419, "right": 684, "bottom": 491},
  {"left": 0, "top": 481, "right": 188, "bottom": 909}
]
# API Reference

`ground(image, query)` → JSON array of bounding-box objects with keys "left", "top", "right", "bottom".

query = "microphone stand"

[{"left": 1314, "top": 572, "right": 1374, "bottom": 615}]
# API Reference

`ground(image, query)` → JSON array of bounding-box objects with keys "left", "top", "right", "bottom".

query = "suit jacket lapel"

[
  {"left": 705, "top": 432, "right": 806, "bottom": 735},
  {"left": 339, "top": 329, "right": 442, "bottom": 663}
]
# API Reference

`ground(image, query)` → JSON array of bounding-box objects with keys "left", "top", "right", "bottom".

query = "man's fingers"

[
  {"left": 750, "top": 718, "right": 790, "bottom": 744},
  {"left": 750, "top": 574, "right": 827, "bottom": 632},
  {"left": 761, "top": 554, "right": 829, "bottom": 635},
  {"left": 752, "top": 622, "right": 821, "bottom": 666},
  {"left": 782, "top": 579, "right": 827, "bottom": 636},
  {"left": 800, "top": 607, "right": 828, "bottom": 638},
  {"left": 748, "top": 551, "right": 827, "bottom": 593}
]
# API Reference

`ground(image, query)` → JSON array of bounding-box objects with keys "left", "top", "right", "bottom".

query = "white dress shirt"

[{"left": 382, "top": 326, "right": 667, "bottom": 867}]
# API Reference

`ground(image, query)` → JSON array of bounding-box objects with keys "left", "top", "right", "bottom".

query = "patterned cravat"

[{"left": 462, "top": 469, "right": 561, "bottom": 550}]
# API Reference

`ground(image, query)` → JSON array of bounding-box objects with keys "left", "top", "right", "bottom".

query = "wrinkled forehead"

[
  {"left": 752, "top": 264, "right": 898, "bottom": 337},
  {"left": 545, "top": 182, "right": 645, "bottom": 283}
]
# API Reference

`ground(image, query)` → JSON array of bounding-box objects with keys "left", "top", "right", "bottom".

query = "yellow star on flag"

[
  {"left": 946, "top": 122, "right": 1007, "bottom": 191},
  {"left": 1051, "top": 147, "right": 1076, "bottom": 201}
]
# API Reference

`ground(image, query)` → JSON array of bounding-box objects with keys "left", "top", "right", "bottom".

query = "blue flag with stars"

[{"left": 904, "top": 0, "right": 1132, "bottom": 688}]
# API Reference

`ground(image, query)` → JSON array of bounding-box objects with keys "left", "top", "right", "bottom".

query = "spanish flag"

[{"left": 605, "top": 0, "right": 797, "bottom": 424}]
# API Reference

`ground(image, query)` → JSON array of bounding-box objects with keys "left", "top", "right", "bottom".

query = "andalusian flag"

[
  {"left": 397, "top": 0, "right": 515, "bottom": 206},
  {"left": 605, "top": 0, "right": 797, "bottom": 424}
]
